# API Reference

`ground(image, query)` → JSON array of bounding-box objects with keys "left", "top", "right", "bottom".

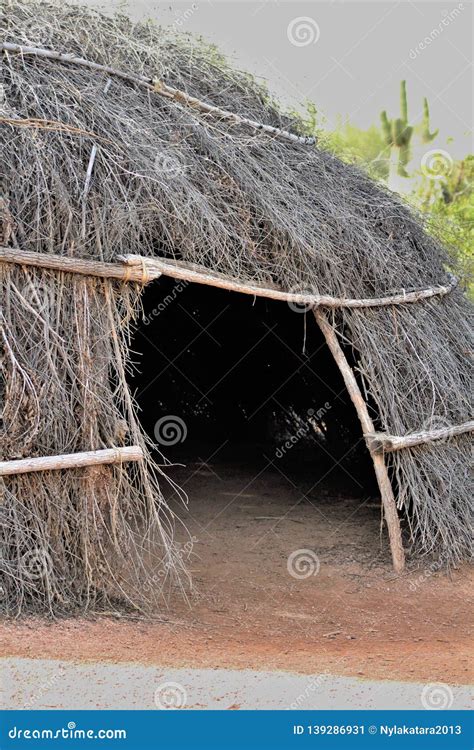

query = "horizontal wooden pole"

[
  {"left": 0, "top": 247, "right": 457, "bottom": 308},
  {"left": 367, "top": 420, "right": 474, "bottom": 454},
  {"left": 2, "top": 42, "right": 315, "bottom": 146},
  {"left": 113, "top": 255, "right": 458, "bottom": 308},
  {"left": 0, "top": 446, "right": 143, "bottom": 476},
  {"left": 0, "top": 247, "right": 159, "bottom": 283}
]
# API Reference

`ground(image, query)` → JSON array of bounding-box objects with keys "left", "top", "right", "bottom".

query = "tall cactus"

[
  {"left": 380, "top": 82, "right": 439, "bottom": 193},
  {"left": 421, "top": 97, "right": 438, "bottom": 143},
  {"left": 380, "top": 80, "right": 413, "bottom": 179},
  {"left": 400, "top": 78, "right": 408, "bottom": 123}
]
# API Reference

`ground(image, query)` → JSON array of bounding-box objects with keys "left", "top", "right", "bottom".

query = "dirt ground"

[{"left": 1, "top": 462, "right": 472, "bottom": 685}]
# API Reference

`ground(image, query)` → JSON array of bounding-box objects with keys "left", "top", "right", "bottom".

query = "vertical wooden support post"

[{"left": 313, "top": 309, "right": 405, "bottom": 572}]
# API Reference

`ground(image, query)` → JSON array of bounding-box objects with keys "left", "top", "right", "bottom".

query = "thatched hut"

[{"left": 1, "top": 1, "right": 472, "bottom": 615}]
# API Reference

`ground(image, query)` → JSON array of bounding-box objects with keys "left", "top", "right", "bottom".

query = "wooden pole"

[
  {"left": 313, "top": 309, "right": 405, "bottom": 573},
  {"left": 367, "top": 420, "right": 474, "bottom": 454},
  {"left": 0, "top": 247, "right": 456, "bottom": 308},
  {"left": 2, "top": 42, "right": 315, "bottom": 146},
  {"left": 0, "top": 247, "right": 158, "bottom": 283},
  {"left": 121, "top": 255, "right": 456, "bottom": 307},
  {"left": 0, "top": 446, "right": 143, "bottom": 477}
]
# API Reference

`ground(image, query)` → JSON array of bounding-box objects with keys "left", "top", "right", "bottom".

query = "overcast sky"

[{"left": 80, "top": 1, "right": 472, "bottom": 156}]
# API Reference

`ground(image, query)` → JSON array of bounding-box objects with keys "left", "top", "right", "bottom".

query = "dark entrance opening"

[{"left": 129, "top": 277, "right": 377, "bottom": 499}]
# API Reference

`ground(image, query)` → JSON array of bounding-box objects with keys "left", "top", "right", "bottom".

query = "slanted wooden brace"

[
  {"left": 1, "top": 245, "right": 471, "bottom": 573},
  {"left": 313, "top": 310, "right": 406, "bottom": 572}
]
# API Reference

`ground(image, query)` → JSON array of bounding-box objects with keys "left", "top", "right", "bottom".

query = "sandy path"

[{"left": 2, "top": 658, "right": 471, "bottom": 710}]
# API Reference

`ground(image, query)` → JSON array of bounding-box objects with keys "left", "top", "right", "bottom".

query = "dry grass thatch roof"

[{"left": 0, "top": 1, "right": 472, "bottom": 614}]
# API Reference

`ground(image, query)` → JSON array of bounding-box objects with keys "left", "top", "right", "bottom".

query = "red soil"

[{"left": 2, "top": 465, "right": 472, "bottom": 684}]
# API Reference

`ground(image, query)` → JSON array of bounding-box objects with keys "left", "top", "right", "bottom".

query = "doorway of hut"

[{"left": 129, "top": 276, "right": 387, "bottom": 601}]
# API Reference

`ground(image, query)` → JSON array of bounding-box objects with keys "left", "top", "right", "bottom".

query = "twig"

[{"left": 0, "top": 116, "right": 108, "bottom": 141}]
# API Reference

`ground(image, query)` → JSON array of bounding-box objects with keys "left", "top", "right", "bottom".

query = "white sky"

[{"left": 79, "top": 0, "right": 473, "bottom": 156}]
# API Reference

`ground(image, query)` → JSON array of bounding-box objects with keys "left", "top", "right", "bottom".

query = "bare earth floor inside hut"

[{"left": 1, "top": 462, "right": 472, "bottom": 691}]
